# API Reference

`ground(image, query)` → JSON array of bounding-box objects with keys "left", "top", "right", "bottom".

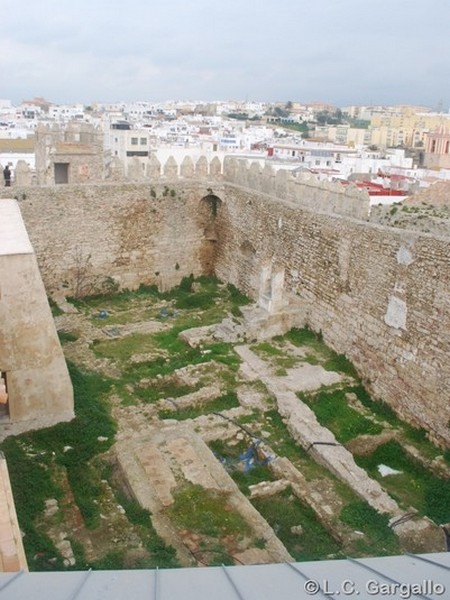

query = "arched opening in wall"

[
  {"left": 200, "top": 194, "right": 222, "bottom": 219},
  {"left": 198, "top": 194, "right": 223, "bottom": 276},
  {"left": 0, "top": 371, "right": 9, "bottom": 422}
]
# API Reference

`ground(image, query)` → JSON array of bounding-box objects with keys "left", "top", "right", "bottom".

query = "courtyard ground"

[{"left": 1, "top": 276, "right": 449, "bottom": 570}]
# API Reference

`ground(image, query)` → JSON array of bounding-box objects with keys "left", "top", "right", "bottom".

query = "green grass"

[
  {"left": 158, "top": 391, "right": 240, "bottom": 420},
  {"left": 135, "top": 380, "right": 198, "bottom": 404},
  {"left": 253, "top": 342, "right": 284, "bottom": 356},
  {"left": 340, "top": 499, "right": 400, "bottom": 555},
  {"left": 100, "top": 471, "right": 180, "bottom": 569},
  {"left": 0, "top": 361, "right": 116, "bottom": 566},
  {"left": 48, "top": 296, "right": 63, "bottom": 316},
  {"left": 226, "top": 283, "right": 251, "bottom": 306},
  {"left": 119, "top": 340, "right": 239, "bottom": 397},
  {"left": 300, "top": 387, "right": 383, "bottom": 443},
  {"left": 92, "top": 332, "right": 167, "bottom": 361},
  {"left": 68, "top": 283, "right": 160, "bottom": 311},
  {"left": 167, "top": 484, "right": 251, "bottom": 538},
  {"left": 354, "top": 386, "right": 444, "bottom": 460},
  {"left": 0, "top": 439, "right": 64, "bottom": 570},
  {"left": 322, "top": 353, "right": 358, "bottom": 378},
  {"left": 252, "top": 342, "right": 300, "bottom": 370},
  {"left": 252, "top": 489, "right": 343, "bottom": 561},
  {"left": 284, "top": 327, "right": 323, "bottom": 348},
  {"left": 355, "top": 440, "right": 450, "bottom": 523},
  {"left": 283, "top": 328, "right": 359, "bottom": 378},
  {"left": 57, "top": 330, "right": 79, "bottom": 344}
]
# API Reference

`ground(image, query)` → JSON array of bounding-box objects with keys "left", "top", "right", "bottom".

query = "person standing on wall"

[{"left": 3, "top": 164, "right": 11, "bottom": 187}]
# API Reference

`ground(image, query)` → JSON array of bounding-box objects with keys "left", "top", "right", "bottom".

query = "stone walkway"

[
  {"left": 234, "top": 345, "right": 445, "bottom": 551},
  {"left": 114, "top": 423, "right": 293, "bottom": 566},
  {"left": 235, "top": 345, "right": 400, "bottom": 515}
]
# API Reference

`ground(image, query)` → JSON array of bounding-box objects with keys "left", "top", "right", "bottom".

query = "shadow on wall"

[{"left": 198, "top": 194, "right": 223, "bottom": 276}]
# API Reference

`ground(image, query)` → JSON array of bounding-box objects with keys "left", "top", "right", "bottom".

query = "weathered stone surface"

[
  {"left": 235, "top": 345, "right": 400, "bottom": 515},
  {"left": 178, "top": 325, "right": 215, "bottom": 347},
  {"left": 0, "top": 455, "right": 28, "bottom": 571},
  {"left": 114, "top": 424, "right": 293, "bottom": 565},
  {"left": 1, "top": 161, "right": 449, "bottom": 444},
  {"left": 0, "top": 200, "right": 73, "bottom": 437},
  {"left": 249, "top": 479, "right": 290, "bottom": 499},
  {"left": 158, "top": 385, "right": 222, "bottom": 412}
]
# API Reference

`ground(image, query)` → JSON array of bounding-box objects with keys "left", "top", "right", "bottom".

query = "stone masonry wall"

[
  {"left": 1, "top": 161, "right": 449, "bottom": 445},
  {"left": 2, "top": 182, "right": 217, "bottom": 297},
  {"left": 215, "top": 185, "right": 450, "bottom": 446},
  {"left": 0, "top": 251, "right": 74, "bottom": 432}
]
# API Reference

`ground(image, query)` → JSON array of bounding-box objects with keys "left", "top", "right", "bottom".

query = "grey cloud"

[{"left": 0, "top": 0, "right": 449, "bottom": 106}]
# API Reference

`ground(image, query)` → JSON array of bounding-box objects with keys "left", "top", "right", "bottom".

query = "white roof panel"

[
  {"left": 1, "top": 553, "right": 450, "bottom": 600},
  {"left": 0, "top": 199, "right": 33, "bottom": 256}
]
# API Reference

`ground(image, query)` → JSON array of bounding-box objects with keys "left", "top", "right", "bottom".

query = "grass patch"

[
  {"left": 121, "top": 340, "right": 239, "bottom": 397},
  {"left": 322, "top": 353, "right": 358, "bottom": 378},
  {"left": 167, "top": 484, "right": 251, "bottom": 538},
  {"left": 226, "top": 283, "right": 251, "bottom": 306},
  {"left": 252, "top": 489, "right": 343, "bottom": 561},
  {"left": 284, "top": 327, "right": 323, "bottom": 348},
  {"left": 340, "top": 499, "right": 400, "bottom": 555},
  {"left": 57, "top": 330, "right": 79, "bottom": 344},
  {"left": 92, "top": 332, "right": 167, "bottom": 361},
  {"left": 252, "top": 342, "right": 299, "bottom": 370},
  {"left": 102, "top": 472, "right": 179, "bottom": 568},
  {"left": 68, "top": 283, "right": 160, "bottom": 311},
  {"left": 355, "top": 440, "right": 450, "bottom": 522},
  {"left": 137, "top": 380, "right": 198, "bottom": 404},
  {"left": 354, "top": 387, "right": 443, "bottom": 460},
  {"left": 300, "top": 387, "right": 383, "bottom": 443},
  {"left": 0, "top": 361, "right": 116, "bottom": 565},
  {"left": 48, "top": 296, "right": 63, "bottom": 316},
  {"left": 283, "top": 328, "right": 359, "bottom": 378},
  {"left": 67, "top": 464, "right": 102, "bottom": 529},
  {"left": 158, "top": 391, "right": 240, "bottom": 420},
  {"left": 0, "top": 438, "right": 64, "bottom": 570},
  {"left": 253, "top": 342, "right": 284, "bottom": 356}
]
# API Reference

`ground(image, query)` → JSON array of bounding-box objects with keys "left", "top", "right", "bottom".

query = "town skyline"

[{"left": 1, "top": 0, "right": 449, "bottom": 108}]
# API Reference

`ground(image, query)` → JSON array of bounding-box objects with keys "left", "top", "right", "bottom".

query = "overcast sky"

[{"left": 1, "top": 0, "right": 449, "bottom": 108}]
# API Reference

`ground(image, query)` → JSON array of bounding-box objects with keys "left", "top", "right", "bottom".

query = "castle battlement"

[{"left": 11, "top": 150, "right": 370, "bottom": 220}]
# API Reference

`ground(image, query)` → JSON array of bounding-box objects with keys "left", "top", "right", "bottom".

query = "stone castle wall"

[
  {"left": 1, "top": 158, "right": 448, "bottom": 444},
  {"left": 215, "top": 185, "right": 450, "bottom": 446},
  {"left": 3, "top": 182, "right": 217, "bottom": 297},
  {"left": 222, "top": 157, "right": 370, "bottom": 220},
  {"left": 11, "top": 154, "right": 370, "bottom": 220}
]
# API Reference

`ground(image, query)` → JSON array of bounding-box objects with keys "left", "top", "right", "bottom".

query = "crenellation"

[
  {"left": 147, "top": 154, "right": 161, "bottom": 179},
  {"left": 195, "top": 155, "right": 208, "bottom": 178},
  {"left": 180, "top": 155, "right": 194, "bottom": 179},
  {"left": 163, "top": 156, "right": 178, "bottom": 179},
  {"left": 209, "top": 156, "right": 222, "bottom": 178}
]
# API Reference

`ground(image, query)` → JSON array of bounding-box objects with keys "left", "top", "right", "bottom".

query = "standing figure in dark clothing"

[{"left": 3, "top": 165, "right": 11, "bottom": 187}]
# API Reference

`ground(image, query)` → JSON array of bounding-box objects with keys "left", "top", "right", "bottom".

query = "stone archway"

[{"left": 198, "top": 193, "right": 223, "bottom": 276}]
